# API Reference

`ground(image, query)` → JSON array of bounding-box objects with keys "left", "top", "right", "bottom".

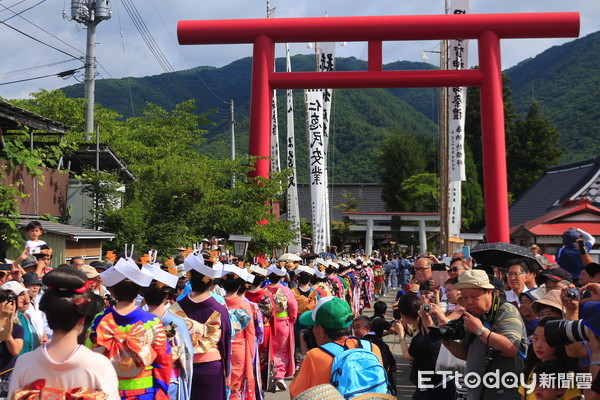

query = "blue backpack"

[{"left": 320, "top": 338, "right": 389, "bottom": 399}]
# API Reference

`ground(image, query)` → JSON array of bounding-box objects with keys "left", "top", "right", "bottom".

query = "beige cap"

[
  {"left": 531, "top": 289, "right": 564, "bottom": 316},
  {"left": 81, "top": 264, "right": 99, "bottom": 280},
  {"left": 453, "top": 270, "right": 495, "bottom": 290}
]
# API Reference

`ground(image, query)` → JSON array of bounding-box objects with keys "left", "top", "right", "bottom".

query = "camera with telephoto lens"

[
  {"left": 564, "top": 288, "right": 580, "bottom": 301},
  {"left": 428, "top": 315, "right": 466, "bottom": 341},
  {"left": 544, "top": 301, "right": 600, "bottom": 347}
]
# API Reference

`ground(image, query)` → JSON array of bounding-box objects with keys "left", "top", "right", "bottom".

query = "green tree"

[
  {"left": 331, "top": 192, "right": 361, "bottom": 251},
  {"left": 398, "top": 173, "right": 439, "bottom": 212},
  {"left": 375, "top": 132, "right": 427, "bottom": 211},
  {"left": 507, "top": 101, "right": 563, "bottom": 199},
  {"left": 12, "top": 91, "right": 294, "bottom": 258}
]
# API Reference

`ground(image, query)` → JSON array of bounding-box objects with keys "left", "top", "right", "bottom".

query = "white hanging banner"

[
  {"left": 271, "top": 90, "right": 281, "bottom": 174},
  {"left": 447, "top": 0, "right": 468, "bottom": 183},
  {"left": 306, "top": 89, "right": 326, "bottom": 254},
  {"left": 447, "top": 0, "right": 469, "bottom": 238},
  {"left": 449, "top": 180, "right": 462, "bottom": 238},
  {"left": 285, "top": 44, "right": 302, "bottom": 253},
  {"left": 318, "top": 42, "right": 335, "bottom": 251}
]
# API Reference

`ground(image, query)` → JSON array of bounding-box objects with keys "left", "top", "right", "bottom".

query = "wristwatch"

[{"left": 476, "top": 326, "right": 487, "bottom": 337}]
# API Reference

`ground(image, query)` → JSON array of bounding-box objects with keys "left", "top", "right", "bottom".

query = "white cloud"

[{"left": 0, "top": 0, "right": 596, "bottom": 99}]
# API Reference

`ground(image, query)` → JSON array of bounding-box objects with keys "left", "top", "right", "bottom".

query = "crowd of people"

[{"left": 2, "top": 221, "right": 600, "bottom": 400}]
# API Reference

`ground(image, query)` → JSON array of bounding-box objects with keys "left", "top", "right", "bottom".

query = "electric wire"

[
  {"left": 0, "top": 0, "right": 47, "bottom": 23},
  {"left": 0, "top": 0, "right": 28, "bottom": 14},
  {"left": 116, "top": 0, "right": 199, "bottom": 116},
  {"left": 0, "top": 66, "right": 84, "bottom": 86},
  {"left": 120, "top": 0, "right": 174, "bottom": 73},
  {"left": 0, "top": 20, "right": 82, "bottom": 60},
  {"left": 0, "top": 59, "right": 78, "bottom": 78},
  {"left": 0, "top": 2, "right": 85, "bottom": 57},
  {"left": 113, "top": 0, "right": 136, "bottom": 117},
  {"left": 147, "top": 0, "right": 231, "bottom": 106}
]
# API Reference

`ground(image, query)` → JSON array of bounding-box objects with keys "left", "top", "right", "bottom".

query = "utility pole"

[
  {"left": 67, "top": 0, "right": 111, "bottom": 138},
  {"left": 439, "top": 38, "right": 449, "bottom": 256},
  {"left": 230, "top": 99, "right": 235, "bottom": 187}
]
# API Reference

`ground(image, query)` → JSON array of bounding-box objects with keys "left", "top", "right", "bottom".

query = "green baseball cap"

[{"left": 299, "top": 297, "right": 353, "bottom": 330}]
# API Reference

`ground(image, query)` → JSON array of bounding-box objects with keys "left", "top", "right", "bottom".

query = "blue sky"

[{"left": 1, "top": 0, "right": 597, "bottom": 99}]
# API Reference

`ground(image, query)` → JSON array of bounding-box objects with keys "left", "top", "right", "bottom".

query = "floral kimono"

[
  {"left": 225, "top": 296, "right": 256, "bottom": 400},
  {"left": 86, "top": 307, "right": 172, "bottom": 400},
  {"left": 264, "top": 284, "right": 297, "bottom": 389},
  {"left": 171, "top": 295, "right": 232, "bottom": 400}
]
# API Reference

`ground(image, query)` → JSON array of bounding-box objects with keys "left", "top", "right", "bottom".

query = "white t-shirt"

[
  {"left": 8, "top": 344, "right": 120, "bottom": 400},
  {"left": 25, "top": 239, "right": 46, "bottom": 254}
]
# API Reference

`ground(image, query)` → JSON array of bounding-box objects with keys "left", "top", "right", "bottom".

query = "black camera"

[
  {"left": 422, "top": 304, "right": 431, "bottom": 313},
  {"left": 428, "top": 316, "right": 466, "bottom": 341},
  {"left": 544, "top": 301, "right": 600, "bottom": 347},
  {"left": 544, "top": 319, "right": 589, "bottom": 347}
]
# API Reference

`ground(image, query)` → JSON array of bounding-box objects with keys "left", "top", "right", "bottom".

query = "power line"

[
  {"left": 120, "top": 0, "right": 174, "bottom": 73},
  {"left": 0, "top": 20, "right": 82, "bottom": 60},
  {"left": 0, "top": 59, "right": 79, "bottom": 78},
  {"left": 0, "top": 1, "right": 85, "bottom": 58},
  {"left": 0, "top": 67, "right": 83, "bottom": 86},
  {"left": 0, "top": 0, "right": 28, "bottom": 14},
  {"left": 147, "top": 0, "right": 231, "bottom": 106},
  {"left": 0, "top": 0, "right": 47, "bottom": 23},
  {"left": 114, "top": 0, "right": 136, "bottom": 117}
]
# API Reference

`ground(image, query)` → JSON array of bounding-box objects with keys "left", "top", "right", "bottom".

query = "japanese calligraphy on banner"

[
  {"left": 306, "top": 88, "right": 327, "bottom": 254},
  {"left": 318, "top": 42, "right": 335, "bottom": 248},
  {"left": 449, "top": 180, "right": 462, "bottom": 237},
  {"left": 447, "top": 0, "right": 469, "bottom": 183},
  {"left": 285, "top": 44, "right": 302, "bottom": 253},
  {"left": 448, "top": 0, "right": 469, "bottom": 238},
  {"left": 271, "top": 90, "right": 281, "bottom": 174}
]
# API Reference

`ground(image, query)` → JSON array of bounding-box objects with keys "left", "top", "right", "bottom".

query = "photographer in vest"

[
  {"left": 440, "top": 270, "right": 527, "bottom": 400},
  {"left": 289, "top": 297, "right": 384, "bottom": 398}
]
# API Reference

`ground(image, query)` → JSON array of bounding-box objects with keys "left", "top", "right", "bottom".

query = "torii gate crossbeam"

[{"left": 178, "top": 12, "right": 579, "bottom": 243}]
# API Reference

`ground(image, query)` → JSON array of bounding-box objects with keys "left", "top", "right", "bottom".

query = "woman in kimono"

[
  {"left": 264, "top": 264, "right": 297, "bottom": 392},
  {"left": 172, "top": 251, "right": 232, "bottom": 400},
  {"left": 8, "top": 267, "right": 119, "bottom": 400},
  {"left": 245, "top": 265, "right": 273, "bottom": 394},
  {"left": 222, "top": 265, "right": 256, "bottom": 400},
  {"left": 87, "top": 254, "right": 172, "bottom": 400},
  {"left": 142, "top": 259, "right": 193, "bottom": 400}
]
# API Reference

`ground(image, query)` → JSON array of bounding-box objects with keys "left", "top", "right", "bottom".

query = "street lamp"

[{"left": 229, "top": 234, "right": 252, "bottom": 259}]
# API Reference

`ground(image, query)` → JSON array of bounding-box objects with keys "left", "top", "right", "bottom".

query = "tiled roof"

[
  {"left": 510, "top": 201, "right": 600, "bottom": 236},
  {"left": 296, "top": 183, "right": 384, "bottom": 222},
  {"left": 509, "top": 156, "right": 600, "bottom": 228},
  {"left": 19, "top": 220, "right": 115, "bottom": 241}
]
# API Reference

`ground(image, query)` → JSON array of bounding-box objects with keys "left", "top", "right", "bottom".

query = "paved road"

[{"left": 264, "top": 290, "right": 416, "bottom": 399}]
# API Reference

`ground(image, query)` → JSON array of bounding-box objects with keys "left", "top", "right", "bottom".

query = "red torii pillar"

[{"left": 178, "top": 12, "right": 579, "bottom": 243}]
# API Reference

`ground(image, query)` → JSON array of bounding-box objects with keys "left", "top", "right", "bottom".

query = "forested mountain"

[
  {"left": 505, "top": 30, "right": 600, "bottom": 162},
  {"left": 61, "top": 55, "right": 439, "bottom": 183},
  {"left": 60, "top": 31, "right": 600, "bottom": 181}
]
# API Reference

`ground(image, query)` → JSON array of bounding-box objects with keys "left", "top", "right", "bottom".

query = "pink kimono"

[
  {"left": 225, "top": 296, "right": 256, "bottom": 400},
  {"left": 265, "top": 284, "right": 298, "bottom": 383}
]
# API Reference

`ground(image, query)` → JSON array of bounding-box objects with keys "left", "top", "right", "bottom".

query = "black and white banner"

[
  {"left": 447, "top": 0, "right": 469, "bottom": 237},
  {"left": 285, "top": 44, "right": 302, "bottom": 253},
  {"left": 306, "top": 89, "right": 326, "bottom": 253}
]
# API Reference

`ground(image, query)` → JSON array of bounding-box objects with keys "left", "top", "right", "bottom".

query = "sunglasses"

[{"left": 449, "top": 267, "right": 462, "bottom": 272}]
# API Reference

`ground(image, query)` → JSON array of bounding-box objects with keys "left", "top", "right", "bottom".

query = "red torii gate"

[{"left": 177, "top": 12, "right": 579, "bottom": 243}]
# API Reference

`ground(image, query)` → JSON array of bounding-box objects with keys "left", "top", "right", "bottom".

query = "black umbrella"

[
  {"left": 300, "top": 252, "right": 319, "bottom": 260},
  {"left": 471, "top": 242, "right": 540, "bottom": 269}
]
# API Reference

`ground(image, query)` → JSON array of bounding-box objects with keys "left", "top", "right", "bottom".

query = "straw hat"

[{"left": 292, "top": 384, "right": 343, "bottom": 400}]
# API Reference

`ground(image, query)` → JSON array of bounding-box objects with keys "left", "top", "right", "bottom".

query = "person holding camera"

[
  {"left": 440, "top": 270, "right": 527, "bottom": 400},
  {"left": 395, "top": 293, "right": 455, "bottom": 399}
]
